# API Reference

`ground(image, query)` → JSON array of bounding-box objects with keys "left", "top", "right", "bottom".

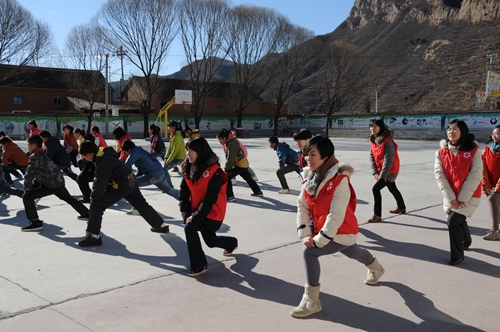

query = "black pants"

[
  {"left": 184, "top": 217, "right": 237, "bottom": 270},
  {"left": 447, "top": 212, "right": 472, "bottom": 260},
  {"left": 77, "top": 162, "right": 95, "bottom": 199},
  {"left": 87, "top": 184, "right": 163, "bottom": 235},
  {"left": 276, "top": 164, "right": 300, "bottom": 189},
  {"left": 225, "top": 166, "right": 261, "bottom": 197},
  {"left": 3, "top": 163, "right": 26, "bottom": 182},
  {"left": 372, "top": 179, "right": 406, "bottom": 216},
  {"left": 69, "top": 150, "right": 78, "bottom": 168},
  {"left": 23, "top": 185, "right": 89, "bottom": 221}
]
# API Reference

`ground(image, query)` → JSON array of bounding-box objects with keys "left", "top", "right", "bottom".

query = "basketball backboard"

[{"left": 175, "top": 90, "right": 192, "bottom": 104}]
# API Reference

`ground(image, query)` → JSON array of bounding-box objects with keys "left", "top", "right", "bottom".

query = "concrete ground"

[{"left": 0, "top": 137, "right": 497, "bottom": 331}]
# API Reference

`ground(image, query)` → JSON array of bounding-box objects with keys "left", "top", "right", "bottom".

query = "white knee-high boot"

[
  {"left": 290, "top": 284, "right": 322, "bottom": 318},
  {"left": 364, "top": 256, "right": 385, "bottom": 285}
]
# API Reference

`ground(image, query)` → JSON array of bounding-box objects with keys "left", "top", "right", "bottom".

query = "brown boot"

[
  {"left": 389, "top": 208, "right": 406, "bottom": 214},
  {"left": 368, "top": 214, "right": 382, "bottom": 223}
]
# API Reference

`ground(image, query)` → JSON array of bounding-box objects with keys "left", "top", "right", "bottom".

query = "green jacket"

[{"left": 164, "top": 130, "right": 186, "bottom": 162}]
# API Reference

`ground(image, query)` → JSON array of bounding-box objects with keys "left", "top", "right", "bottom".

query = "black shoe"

[
  {"left": 462, "top": 242, "right": 471, "bottom": 251},
  {"left": 151, "top": 225, "right": 169, "bottom": 233},
  {"left": 79, "top": 198, "right": 91, "bottom": 203},
  {"left": 77, "top": 215, "right": 89, "bottom": 220},
  {"left": 449, "top": 257, "right": 464, "bottom": 265},
  {"left": 251, "top": 191, "right": 264, "bottom": 197},
  {"left": 78, "top": 235, "right": 102, "bottom": 247},
  {"left": 21, "top": 220, "right": 43, "bottom": 232}
]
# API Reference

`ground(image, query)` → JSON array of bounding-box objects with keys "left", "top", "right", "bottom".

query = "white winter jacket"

[
  {"left": 296, "top": 163, "right": 357, "bottom": 247},
  {"left": 434, "top": 140, "right": 482, "bottom": 218}
]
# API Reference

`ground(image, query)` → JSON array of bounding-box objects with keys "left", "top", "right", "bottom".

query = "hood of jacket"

[{"left": 369, "top": 128, "right": 393, "bottom": 144}]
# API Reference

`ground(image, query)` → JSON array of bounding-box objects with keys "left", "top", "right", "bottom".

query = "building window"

[
  {"left": 218, "top": 106, "right": 226, "bottom": 114},
  {"left": 53, "top": 96, "right": 62, "bottom": 106},
  {"left": 14, "top": 95, "right": 23, "bottom": 105}
]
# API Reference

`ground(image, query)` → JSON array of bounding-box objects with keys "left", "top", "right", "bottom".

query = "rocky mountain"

[
  {"left": 163, "top": 0, "right": 500, "bottom": 115},
  {"left": 289, "top": 0, "right": 500, "bottom": 115}
]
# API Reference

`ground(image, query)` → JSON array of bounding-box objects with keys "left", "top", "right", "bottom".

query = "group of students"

[{"left": 1, "top": 117, "right": 499, "bottom": 318}]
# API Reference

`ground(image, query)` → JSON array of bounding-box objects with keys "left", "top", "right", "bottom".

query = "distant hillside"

[{"left": 288, "top": 0, "right": 500, "bottom": 115}]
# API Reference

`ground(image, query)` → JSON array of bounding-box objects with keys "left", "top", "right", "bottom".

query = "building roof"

[{"left": 0, "top": 64, "right": 108, "bottom": 91}]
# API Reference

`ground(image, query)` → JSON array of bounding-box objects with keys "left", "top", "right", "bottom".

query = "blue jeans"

[
  {"left": 0, "top": 180, "right": 23, "bottom": 197},
  {"left": 136, "top": 173, "right": 179, "bottom": 200},
  {"left": 163, "top": 158, "right": 183, "bottom": 187}
]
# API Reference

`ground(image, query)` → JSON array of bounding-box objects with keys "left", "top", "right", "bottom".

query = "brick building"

[{"left": 0, "top": 64, "right": 108, "bottom": 115}]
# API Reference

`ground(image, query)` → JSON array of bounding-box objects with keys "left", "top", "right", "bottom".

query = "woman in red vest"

[
  {"left": 291, "top": 136, "right": 384, "bottom": 318},
  {"left": 180, "top": 137, "right": 238, "bottom": 277},
  {"left": 481, "top": 125, "right": 500, "bottom": 241},
  {"left": 368, "top": 119, "right": 406, "bottom": 223},
  {"left": 434, "top": 119, "right": 482, "bottom": 265}
]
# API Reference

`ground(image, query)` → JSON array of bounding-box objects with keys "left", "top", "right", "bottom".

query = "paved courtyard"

[{"left": 0, "top": 136, "right": 496, "bottom": 331}]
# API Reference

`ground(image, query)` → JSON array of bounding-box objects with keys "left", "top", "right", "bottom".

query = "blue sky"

[{"left": 17, "top": 0, "right": 355, "bottom": 79}]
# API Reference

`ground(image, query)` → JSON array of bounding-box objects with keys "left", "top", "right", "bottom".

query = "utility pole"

[
  {"left": 105, "top": 54, "right": 109, "bottom": 138},
  {"left": 116, "top": 46, "right": 127, "bottom": 98},
  {"left": 375, "top": 79, "right": 378, "bottom": 114},
  {"left": 486, "top": 53, "right": 498, "bottom": 109}
]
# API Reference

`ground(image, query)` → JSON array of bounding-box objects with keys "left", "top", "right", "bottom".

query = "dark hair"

[
  {"left": 168, "top": 120, "right": 182, "bottom": 131},
  {"left": 112, "top": 127, "right": 127, "bottom": 140},
  {"left": 0, "top": 131, "right": 5, "bottom": 137},
  {"left": 91, "top": 126, "right": 100, "bottom": 133},
  {"left": 121, "top": 139, "right": 135, "bottom": 152},
  {"left": 149, "top": 124, "right": 160, "bottom": 131},
  {"left": 63, "top": 125, "right": 74, "bottom": 133},
  {"left": 486, "top": 125, "right": 500, "bottom": 144},
  {"left": 74, "top": 128, "right": 85, "bottom": 136},
  {"left": 293, "top": 128, "right": 313, "bottom": 141},
  {"left": 217, "top": 128, "right": 229, "bottom": 139},
  {"left": 83, "top": 134, "right": 95, "bottom": 143},
  {"left": 182, "top": 137, "right": 219, "bottom": 181},
  {"left": 303, "top": 135, "right": 334, "bottom": 159},
  {"left": 28, "top": 120, "right": 37, "bottom": 128},
  {"left": 39, "top": 130, "right": 51, "bottom": 139},
  {"left": 79, "top": 141, "right": 98, "bottom": 155},
  {"left": 447, "top": 119, "right": 476, "bottom": 151},
  {"left": 268, "top": 136, "right": 279, "bottom": 144},
  {"left": 370, "top": 119, "right": 387, "bottom": 134},
  {"left": 0, "top": 137, "right": 12, "bottom": 144},
  {"left": 27, "top": 135, "right": 42, "bottom": 148}
]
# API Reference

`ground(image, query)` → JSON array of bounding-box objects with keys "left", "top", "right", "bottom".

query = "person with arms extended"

[
  {"left": 91, "top": 126, "right": 108, "bottom": 148},
  {"left": 368, "top": 119, "right": 406, "bottom": 223},
  {"left": 77, "top": 141, "right": 170, "bottom": 247},
  {"left": 179, "top": 137, "right": 238, "bottom": 277},
  {"left": 148, "top": 124, "right": 166, "bottom": 160},
  {"left": 268, "top": 136, "right": 300, "bottom": 194},
  {"left": 434, "top": 119, "right": 482, "bottom": 265},
  {"left": 21, "top": 135, "right": 89, "bottom": 232},
  {"left": 481, "top": 125, "right": 500, "bottom": 240},
  {"left": 291, "top": 136, "right": 384, "bottom": 318},
  {"left": 0, "top": 136, "right": 28, "bottom": 185}
]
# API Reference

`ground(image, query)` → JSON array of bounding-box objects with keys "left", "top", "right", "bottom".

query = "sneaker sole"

[
  {"left": 223, "top": 246, "right": 238, "bottom": 256},
  {"left": 21, "top": 227, "right": 43, "bottom": 232},
  {"left": 187, "top": 268, "right": 208, "bottom": 277}
]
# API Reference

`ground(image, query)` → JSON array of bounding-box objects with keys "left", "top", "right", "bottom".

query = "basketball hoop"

[{"left": 476, "top": 91, "right": 487, "bottom": 105}]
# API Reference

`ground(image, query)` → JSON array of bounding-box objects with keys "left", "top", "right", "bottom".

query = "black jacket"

[
  {"left": 91, "top": 147, "right": 137, "bottom": 200},
  {"left": 45, "top": 136, "right": 72, "bottom": 169},
  {"left": 24, "top": 150, "right": 65, "bottom": 191}
]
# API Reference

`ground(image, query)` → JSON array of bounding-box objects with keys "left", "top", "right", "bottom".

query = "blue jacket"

[
  {"left": 125, "top": 146, "right": 164, "bottom": 178},
  {"left": 275, "top": 142, "right": 299, "bottom": 169}
]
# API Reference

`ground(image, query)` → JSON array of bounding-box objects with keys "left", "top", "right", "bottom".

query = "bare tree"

[
  {"left": 65, "top": 24, "right": 108, "bottom": 131},
  {"left": 178, "top": 0, "right": 233, "bottom": 129},
  {"left": 97, "top": 0, "right": 178, "bottom": 137},
  {"left": 269, "top": 24, "right": 317, "bottom": 136},
  {"left": 317, "top": 41, "right": 377, "bottom": 136},
  {"left": 226, "top": 5, "right": 286, "bottom": 128},
  {"left": 0, "top": 0, "right": 52, "bottom": 66}
]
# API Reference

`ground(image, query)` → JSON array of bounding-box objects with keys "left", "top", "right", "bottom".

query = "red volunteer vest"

[
  {"left": 483, "top": 146, "right": 500, "bottom": 187},
  {"left": 439, "top": 145, "right": 481, "bottom": 198},
  {"left": 303, "top": 174, "right": 358, "bottom": 236},
  {"left": 370, "top": 137, "right": 400, "bottom": 175},
  {"left": 184, "top": 163, "right": 228, "bottom": 222}
]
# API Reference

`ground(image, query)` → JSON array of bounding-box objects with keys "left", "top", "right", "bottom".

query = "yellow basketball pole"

[{"left": 155, "top": 96, "right": 175, "bottom": 138}]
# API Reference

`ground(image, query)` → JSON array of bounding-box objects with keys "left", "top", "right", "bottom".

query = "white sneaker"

[
  {"left": 278, "top": 189, "right": 291, "bottom": 194},
  {"left": 252, "top": 176, "right": 259, "bottom": 182}
]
